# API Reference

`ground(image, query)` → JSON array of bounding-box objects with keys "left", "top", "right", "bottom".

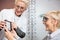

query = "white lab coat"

[{"left": 0, "top": 9, "right": 27, "bottom": 40}]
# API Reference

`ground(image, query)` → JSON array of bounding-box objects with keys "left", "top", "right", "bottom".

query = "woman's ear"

[{"left": 53, "top": 19, "right": 58, "bottom": 25}]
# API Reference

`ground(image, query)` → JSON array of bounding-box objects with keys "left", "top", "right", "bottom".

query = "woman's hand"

[{"left": 4, "top": 26, "right": 14, "bottom": 40}]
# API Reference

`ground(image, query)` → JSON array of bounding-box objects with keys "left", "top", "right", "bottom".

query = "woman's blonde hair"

[{"left": 45, "top": 11, "right": 60, "bottom": 28}]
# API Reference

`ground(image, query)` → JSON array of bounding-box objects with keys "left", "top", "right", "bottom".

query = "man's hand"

[
  {"left": 11, "top": 22, "right": 17, "bottom": 30},
  {"left": 0, "top": 21, "right": 6, "bottom": 30},
  {"left": 11, "top": 22, "right": 18, "bottom": 37},
  {"left": 0, "top": 21, "right": 15, "bottom": 40}
]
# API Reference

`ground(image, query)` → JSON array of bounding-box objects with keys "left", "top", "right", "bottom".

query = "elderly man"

[
  {"left": 42, "top": 11, "right": 60, "bottom": 40},
  {"left": 0, "top": 0, "right": 29, "bottom": 40}
]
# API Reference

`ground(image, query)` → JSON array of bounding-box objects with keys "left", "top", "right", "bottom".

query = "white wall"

[{"left": 35, "top": 0, "right": 60, "bottom": 40}]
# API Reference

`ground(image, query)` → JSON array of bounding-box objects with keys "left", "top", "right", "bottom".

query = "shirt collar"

[{"left": 50, "top": 29, "right": 60, "bottom": 38}]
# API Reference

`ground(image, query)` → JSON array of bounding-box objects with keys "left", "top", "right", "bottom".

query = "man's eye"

[
  {"left": 21, "top": 7, "right": 24, "bottom": 9},
  {"left": 17, "top": 6, "right": 20, "bottom": 8}
]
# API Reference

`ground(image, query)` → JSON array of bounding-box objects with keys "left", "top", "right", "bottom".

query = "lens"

[{"left": 43, "top": 17, "right": 48, "bottom": 22}]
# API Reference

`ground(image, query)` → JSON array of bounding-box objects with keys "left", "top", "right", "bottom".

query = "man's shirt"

[{"left": 0, "top": 9, "right": 27, "bottom": 40}]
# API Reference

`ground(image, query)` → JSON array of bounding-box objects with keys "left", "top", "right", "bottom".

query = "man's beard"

[
  {"left": 15, "top": 12, "right": 22, "bottom": 17},
  {"left": 17, "top": 15, "right": 21, "bottom": 17}
]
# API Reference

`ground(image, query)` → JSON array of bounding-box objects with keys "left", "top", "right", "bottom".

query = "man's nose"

[{"left": 18, "top": 8, "right": 21, "bottom": 11}]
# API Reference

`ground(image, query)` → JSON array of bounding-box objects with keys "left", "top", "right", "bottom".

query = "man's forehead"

[
  {"left": 16, "top": 1, "right": 27, "bottom": 5},
  {"left": 15, "top": 1, "right": 27, "bottom": 8}
]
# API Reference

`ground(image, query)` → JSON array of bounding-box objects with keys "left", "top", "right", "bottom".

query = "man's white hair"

[{"left": 15, "top": 0, "right": 29, "bottom": 6}]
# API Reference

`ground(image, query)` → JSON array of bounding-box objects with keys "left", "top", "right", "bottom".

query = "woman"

[{"left": 43, "top": 11, "right": 60, "bottom": 40}]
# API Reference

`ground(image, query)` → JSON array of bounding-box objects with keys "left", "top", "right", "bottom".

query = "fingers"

[
  {"left": 0, "top": 21, "right": 6, "bottom": 26},
  {"left": 11, "top": 22, "right": 17, "bottom": 29},
  {"left": 0, "top": 21, "right": 6, "bottom": 24},
  {"left": 0, "top": 21, "right": 6, "bottom": 29}
]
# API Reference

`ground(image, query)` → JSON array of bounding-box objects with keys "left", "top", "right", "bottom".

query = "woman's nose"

[{"left": 43, "top": 21, "right": 46, "bottom": 24}]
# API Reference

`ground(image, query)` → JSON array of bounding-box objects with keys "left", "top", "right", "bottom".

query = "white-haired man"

[{"left": 0, "top": 0, "right": 29, "bottom": 40}]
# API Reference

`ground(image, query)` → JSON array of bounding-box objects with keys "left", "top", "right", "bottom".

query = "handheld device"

[{"left": 4, "top": 20, "right": 12, "bottom": 31}]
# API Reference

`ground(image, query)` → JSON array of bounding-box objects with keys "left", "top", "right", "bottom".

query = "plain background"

[{"left": 0, "top": 0, "right": 14, "bottom": 11}]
